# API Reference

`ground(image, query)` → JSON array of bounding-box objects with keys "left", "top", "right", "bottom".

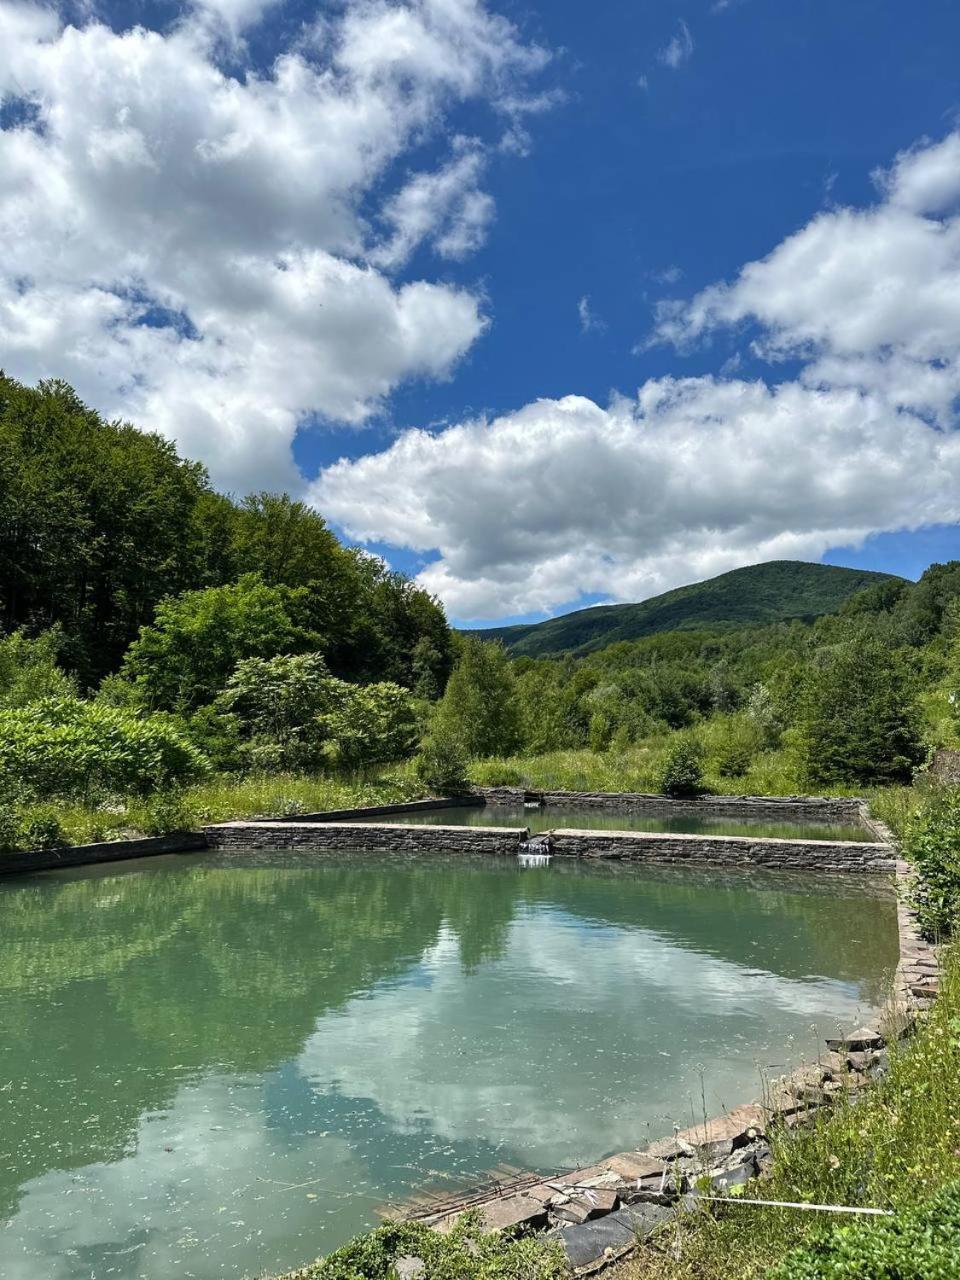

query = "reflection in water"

[
  {"left": 355, "top": 805, "right": 875, "bottom": 842},
  {"left": 0, "top": 852, "right": 897, "bottom": 1280}
]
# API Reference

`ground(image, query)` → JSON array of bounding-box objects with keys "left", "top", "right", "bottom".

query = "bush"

[
  {"left": 414, "top": 727, "right": 470, "bottom": 794},
  {"left": 321, "top": 682, "right": 419, "bottom": 768},
  {"left": 657, "top": 737, "right": 706, "bottom": 796},
  {"left": 0, "top": 698, "right": 209, "bottom": 801},
  {"left": 17, "top": 806, "right": 67, "bottom": 850},
  {"left": 767, "top": 1182, "right": 960, "bottom": 1279},
  {"left": 904, "top": 788, "right": 960, "bottom": 938},
  {"left": 701, "top": 712, "right": 761, "bottom": 778}
]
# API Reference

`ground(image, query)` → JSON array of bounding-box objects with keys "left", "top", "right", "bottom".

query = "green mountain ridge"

[{"left": 467, "top": 561, "right": 905, "bottom": 657}]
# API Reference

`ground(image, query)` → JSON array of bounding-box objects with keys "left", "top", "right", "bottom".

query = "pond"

[
  {"left": 357, "top": 804, "right": 875, "bottom": 843},
  {"left": 0, "top": 851, "right": 898, "bottom": 1280}
]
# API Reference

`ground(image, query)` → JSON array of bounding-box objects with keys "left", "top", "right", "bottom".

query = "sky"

[{"left": 2, "top": 0, "right": 960, "bottom": 626}]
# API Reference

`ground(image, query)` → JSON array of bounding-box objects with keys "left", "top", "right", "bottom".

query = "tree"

[
  {"left": 656, "top": 737, "right": 706, "bottom": 796},
  {"left": 432, "top": 637, "right": 522, "bottom": 759},
  {"left": 216, "top": 652, "right": 336, "bottom": 771},
  {"left": 119, "top": 575, "right": 324, "bottom": 713},
  {"left": 320, "top": 682, "right": 418, "bottom": 768},
  {"left": 799, "top": 639, "right": 925, "bottom": 787}
]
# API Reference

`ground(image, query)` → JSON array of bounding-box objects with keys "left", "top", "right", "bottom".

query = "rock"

[
  {"left": 523, "top": 1184, "right": 560, "bottom": 1206},
  {"left": 603, "top": 1152, "right": 667, "bottom": 1181},
  {"left": 709, "top": 1159, "right": 755, "bottom": 1192},
  {"left": 825, "top": 1026, "right": 884, "bottom": 1052},
  {"left": 645, "top": 1135, "right": 693, "bottom": 1161},
  {"left": 676, "top": 1104, "right": 767, "bottom": 1151},
  {"left": 395, "top": 1257, "right": 425, "bottom": 1280},
  {"left": 552, "top": 1198, "right": 593, "bottom": 1225},
  {"left": 556, "top": 1163, "right": 610, "bottom": 1186},
  {"left": 558, "top": 1204, "right": 673, "bottom": 1269},
  {"left": 437, "top": 1194, "right": 547, "bottom": 1235}
]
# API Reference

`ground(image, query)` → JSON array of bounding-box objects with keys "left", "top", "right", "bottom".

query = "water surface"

[
  {"left": 360, "top": 804, "right": 873, "bottom": 843},
  {"left": 0, "top": 851, "right": 897, "bottom": 1279}
]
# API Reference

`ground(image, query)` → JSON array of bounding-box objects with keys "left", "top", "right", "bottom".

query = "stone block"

[
  {"left": 602, "top": 1152, "right": 667, "bottom": 1181},
  {"left": 825, "top": 1026, "right": 884, "bottom": 1052}
]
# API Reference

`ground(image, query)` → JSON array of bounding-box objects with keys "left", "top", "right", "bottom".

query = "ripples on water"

[{"left": 0, "top": 851, "right": 898, "bottom": 1279}]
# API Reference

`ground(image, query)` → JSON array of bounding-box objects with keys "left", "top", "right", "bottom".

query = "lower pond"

[
  {"left": 0, "top": 851, "right": 897, "bottom": 1280},
  {"left": 358, "top": 804, "right": 874, "bottom": 843}
]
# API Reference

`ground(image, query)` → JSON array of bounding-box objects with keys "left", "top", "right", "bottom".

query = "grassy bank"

[{"left": 9, "top": 769, "right": 427, "bottom": 850}]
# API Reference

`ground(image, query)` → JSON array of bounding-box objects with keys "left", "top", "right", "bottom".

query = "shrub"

[
  {"left": 17, "top": 806, "right": 67, "bottom": 850},
  {"left": 657, "top": 736, "right": 706, "bottom": 797},
  {"left": 904, "top": 788, "right": 960, "bottom": 938},
  {"left": 766, "top": 1182, "right": 960, "bottom": 1280},
  {"left": 414, "top": 727, "right": 470, "bottom": 794},
  {"left": 0, "top": 698, "right": 209, "bottom": 801},
  {"left": 701, "top": 712, "right": 761, "bottom": 778},
  {"left": 321, "top": 682, "right": 419, "bottom": 768}
]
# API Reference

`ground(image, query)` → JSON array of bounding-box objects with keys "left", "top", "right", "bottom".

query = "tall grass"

[
  {"left": 470, "top": 744, "right": 856, "bottom": 799},
  {"left": 14, "top": 768, "right": 426, "bottom": 847},
  {"left": 618, "top": 944, "right": 960, "bottom": 1280}
]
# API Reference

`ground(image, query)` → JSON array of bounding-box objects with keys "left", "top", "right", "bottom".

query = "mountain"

[{"left": 467, "top": 561, "right": 905, "bottom": 658}]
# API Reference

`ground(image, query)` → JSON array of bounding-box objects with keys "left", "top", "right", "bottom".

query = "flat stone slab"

[
  {"left": 436, "top": 1194, "right": 547, "bottom": 1235},
  {"left": 825, "top": 1026, "right": 884, "bottom": 1052},
  {"left": 559, "top": 1203, "right": 673, "bottom": 1268},
  {"left": 676, "top": 1103, "right": 766, "bottom": 1150},
  {"left": 603, "top": 1152, "right": 667, "bottom": 1181}
]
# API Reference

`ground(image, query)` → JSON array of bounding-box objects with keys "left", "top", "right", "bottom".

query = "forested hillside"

[
  {"left": 0, "top": 374, "right": 452, "bottom": 692},
  {"left": 472, "top": 561, "right": 902, "bottom": 657}
]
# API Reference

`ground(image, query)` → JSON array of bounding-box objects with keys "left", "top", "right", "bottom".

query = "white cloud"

[
  {"left": 315, "top": 132, "right": 960, "bottom": 621},
  {"left": 0, "top": 0, "right": 549, "bottom": 491},
  {"left": 658, "top": 19, "right": 694, "bottom": 69},
  {"left": 577, "top": 294, "right": 604, "bottom": 334}
]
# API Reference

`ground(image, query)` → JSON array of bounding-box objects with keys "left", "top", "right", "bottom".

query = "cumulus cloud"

[
  {"left": 315, "top": 131, "right": 960, "bottom": 621},
  {"left": 0, "top": 0, "right": 548, "bottom": 490},
  {"left": 658, "top": 19, "right": 694, "bottom": 69}
]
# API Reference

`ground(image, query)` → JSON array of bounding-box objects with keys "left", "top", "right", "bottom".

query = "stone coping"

[
  {"left": 0, "top": 832, "right": 207, "bottom": 877},
  {"left": 476, "top": 786, "right": 868, "bottom": 822}
]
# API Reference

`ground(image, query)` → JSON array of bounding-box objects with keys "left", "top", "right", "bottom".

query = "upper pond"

[
  {"left": 356, "top": 804, "right": 874, "bottom": 843},
  {"left": 0, "top": 851, "right": 897, "bottom": 1280}
]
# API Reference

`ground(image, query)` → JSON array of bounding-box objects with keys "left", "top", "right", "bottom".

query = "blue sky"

[{"left": 3, "top": 0, "right": 960, "bottom": 624}]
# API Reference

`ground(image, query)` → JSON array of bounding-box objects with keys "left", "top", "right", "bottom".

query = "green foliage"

[
  {"left": 700, "top": 712, "right": 762, "bottom": 778},
  {"left": 215, "top": 652, "right": 418, "bottom": 771},
  {"left": 0, "top": 628, "right": 76, "bottom": 707},
  {"left": 0, "top": 698, "right": 208, "bottom": 801},
  {"left": 288, "top": 1210, "right": 567, "bottom": 1280},
  {"left": 904, "top": 788, "right": 960, "bottom": 938},
  {"left": 799, "top": 639, "right": 925, "bottom": 787},
  {"left": 656, "top": 736, "right": 706, "bottom": 796},
  {"left": 433, "top": 637, "right": 522, "bottom": 758},
  {"left": 120, "top": 574, "right": 325, "bottom": 713},
  {"left": 414, "top": 726, "right": 471, "bottom": 794},
  {"left": 475, "top": 561, "right": 902, "bottom": 658},
  {"left": 321, "top": 681, "right": 418, "bottom": 768},
  {"left": 216, "top": 652, "right": 335, "bottom": 770},
  {"left": 765, "top": 1185, "right": 960, "bottom": 1280}
]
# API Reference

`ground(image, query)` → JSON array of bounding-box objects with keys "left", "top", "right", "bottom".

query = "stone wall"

[
  {"left": 261, "top": 796, "right": 484, "bottom": 823},
  {"left": 204, "top": 820, "right": 526, "bottom": 856},
  {"left": 548, "top": 828, "right": 895, "bottom": 872},
  {"left": 0, "top": 832, "right": 207, "bottom": 877},
  {"left": 475, "top": 786, "right": 867, "bottom": 824}
]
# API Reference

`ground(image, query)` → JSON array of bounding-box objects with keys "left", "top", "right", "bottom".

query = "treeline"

[
  {"left": 0, "top": 374, "right": 453, "bottom": 692},
  {"left": 425, "top": 561, "right": 960, "bottom": 791}
]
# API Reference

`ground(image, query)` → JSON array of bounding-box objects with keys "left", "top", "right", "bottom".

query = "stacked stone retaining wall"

[
  {"left": 204, "top": 820, "right": 525, "bottom": 856},
  {"left": 475, "top": 786, "right": 867, "bottom": 825}
]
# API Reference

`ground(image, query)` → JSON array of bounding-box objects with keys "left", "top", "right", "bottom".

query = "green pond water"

[
  {"left": 358, "top": 805, "right": 873, "bottom": 843},
  {"left": 0, "top": 851, "right": 898, "bottom": 1280}
]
